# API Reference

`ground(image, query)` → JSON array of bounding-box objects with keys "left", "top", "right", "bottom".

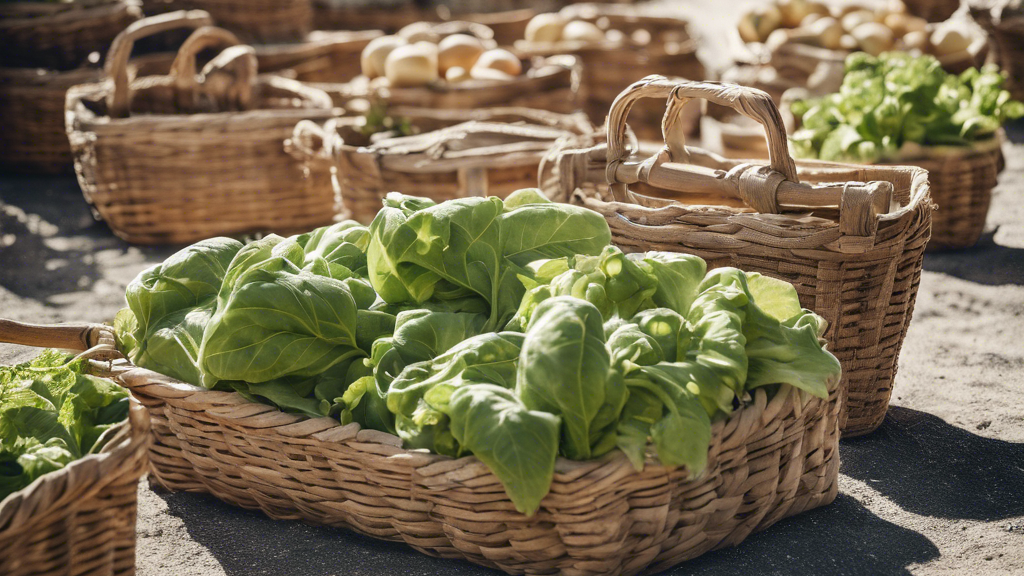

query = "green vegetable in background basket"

[
  {"left": 118, "top": 192, "right": 841, "bottom": 516},
  {"left": 790, "top": 51, "right": 1024, "bottom": 163},
  {"left": 0, "top": 350, "right": 130, "bottom": 502}
]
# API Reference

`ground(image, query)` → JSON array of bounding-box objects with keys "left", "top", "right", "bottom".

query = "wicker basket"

[
  {"left": 0, "top": 383, "right": 150, "bottom": 576},
  {"left": 545, "top": 76, "right": 932, "bottom": 437},
  {"left": 0, "top": 0, "right": 142, "bottom": 70},
  {"left": 882, "top": 140, "right": 1003, "bottom": 251},
  {"left": 0, "top": 319, "right": 839, "bottom": 576},
  {"left": 0, "top": 67, "right": 101, "bottom": 174},
  {"left": 312, "top": 21, "right": 581, "bottom": 114},
  {"left": 142, "top": 0, "right": 312, "bottom": 43},
  {"left": 252, "top": 30, "right": 384, "bottom": 83},
  {"left": 514, "top": 3, "right": 706, "bottom": 141},
  {"left": 969, "top": 1, "right": 1024, "bottom": 101},
  {"left": 312, "top": 0, "right": 535, "bottom": 44},
  {"left": 905, "top": 0, "right": 964, "bottom": 21},
  {"left": 288, "top": 107, "right": 595, "bottom": 223},
  {"left": 65, "top": 12, "right": 338, "bottom": 245}
]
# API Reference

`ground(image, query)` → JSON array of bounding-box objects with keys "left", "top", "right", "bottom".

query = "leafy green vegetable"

[
  {"left": 1, "top": 351, "right": 129, "bottom": 502},
  {"left": 791, "top": 52, "right": 1024, "bottom": 163},
  {"left": 516, "top": 297, "right": 626, "bottom": 460},
  {"left": 445, "top": 383, "right": 560, "bottom": 516},
  {"left": 367, "top": 192, "right": 611, "bottom": 331}
]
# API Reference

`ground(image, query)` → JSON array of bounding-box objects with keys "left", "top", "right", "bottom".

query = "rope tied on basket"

[{"left": 731, "top": 163, "right": 785, "bottom": 214}]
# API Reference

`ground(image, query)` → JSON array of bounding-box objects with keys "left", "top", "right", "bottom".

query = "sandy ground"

[{"left": 1, "top": 1, "right": 1023, "bottom": 574}]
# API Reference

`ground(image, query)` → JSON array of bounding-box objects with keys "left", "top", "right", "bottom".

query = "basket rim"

[
  {"left": 0, "top": 396, "right": 150, "bottom": 531},
  {"left": 91, "top": 324, "right": 839, "bottom": 490},
  {"left": 65, "top": 74, "right": 336, "bottom": 130}
]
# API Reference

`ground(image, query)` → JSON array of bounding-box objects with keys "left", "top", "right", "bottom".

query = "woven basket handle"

[
  {"left": 605, "top": 76, "right": 893, "bottom": 235},
  {"left": 0, "top": 319, "right": 121, "bottom": 362},
  {"left": 105, "top": 10, "right": 214, "bottom": 117},
  {"left": 607, "top": 75, "right": 798, "bottom": 185}
]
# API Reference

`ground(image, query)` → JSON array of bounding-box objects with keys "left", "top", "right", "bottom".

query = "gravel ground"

[{"left": 1, "top": 1, "right": 1023, "bottom": 574}]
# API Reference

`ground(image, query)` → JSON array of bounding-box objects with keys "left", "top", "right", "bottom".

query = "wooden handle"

[
  {"left": 606, "top": 75, "right": 798, "bottom": 182},
  {"left": 168, "top": 26, "right": 248, "bottom": 112},
  {"left": 0, "top": 319, "right": 105, "bottom": 351},
  {"left": 105, "top": 10, "right": 214, "bottom": 117}
]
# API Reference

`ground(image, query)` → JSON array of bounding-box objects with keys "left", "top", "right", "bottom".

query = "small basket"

[
  {"left": 0, "top": 0, "right": 142, "bottom": 70},
  {"left": 0, "top": 67, "right": 102, "bottom": 174},
  {"left": 904, "top": 0, "right": 963, "bottom": 21},
  {"left": 514, "top": 3, "right": 706, "bottom": 141},
  {"left": 253, "top": 30, "right": 384, "bottom": 83},
  {"left": 881, "top": 141, "right": 1004, "bottom": 251},
  {"left": 0, "top": 385, "right": 150, "bottom": 576},
  {"left": 288, "top": 107, "right": 595, "bottom": 223},
  {"left": 312, "top": 0, "right": 429, "bottom": 34},
  {"left": 546, "top": 76, "right": 932, "bottom": 437},
  {"left": 66, "top": 11, "right": 338, "bottom": 245},
  {"left": 141, "top": 0, "right": 312, "bottom": 43},
  {"left": 969, "top": 1, "right": 1024, "bottom": 101},
  {"left": 312, "top": 22, "right": 581, "bottom": 114},
  {"left": 0, "top": 318, "right": 839, "bottom": 576}
]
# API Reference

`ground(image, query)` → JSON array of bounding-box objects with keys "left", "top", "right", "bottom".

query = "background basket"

[
  {"left": 0, "top": 319, "right": 839, "bottom": 576},
  {"left": 311, "top": 20, "right": 581, "bottom": 114},
  {"left": 0, "top": 0, "right": 142, "bottom": 70},
  {"left": 288, "top": 107, "right": 594, "bottom": 222},
  {"left": 252, "top": 30, "right": 383, "bottom": 83},
  {"left": 904, "top": 0, "right": 964, "bottom": 21},
  {"left": 969, "top": 1, "right": 1024, "bottom": 101},
  {"left": 546, "top": 77, "right": 932, "bottom": 437},
  {"left": 142, "top": 0, "right": 312, "bottom": 43},
  {"left": 515, "top": 3, "right": 706, "bottom": 141},
  {"left": 0, "top": 68, "right": 102, "bottom": 174},
  {"left": 0, "top": 386, "right": 150, "bottom": 576},
  {"left": 65, "top": 12, "right": 338, "bottom": 245},
  {"left": 883, "top": 141, "right": 1003, "bottom": 250}
]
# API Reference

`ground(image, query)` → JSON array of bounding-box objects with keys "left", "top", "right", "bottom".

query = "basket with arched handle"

[
  {"left": 0, "top": 328, "right": 151, "bottom": 576},
  {"left": 65, "top": 11, "right": 338, "bottom": 245},
  {"left": 0, "top": 316, "right": 839, "bottom": 576},
  {"left": 544, "top": 76, "right": 932, "bottom": 437}
]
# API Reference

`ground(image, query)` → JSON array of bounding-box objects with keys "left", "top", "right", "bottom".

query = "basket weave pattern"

[
  {"left": 143, "top": 0, "right": 311, "bottom": 43},
  {"left": 969, "top": 4, "right": 1024, "bottom": 101},
  {"left": 0, "top": 399, "right": 150, "bottom": 576},
  {"left": 0, "top": 1, "right": 142, "bottom": 70},
  {"left": 0, "top": 69, "right": 100, "bottom": 174},
  {"left": 891, "top": 145, "right": 1002, "bottom": 250},
  {"left": 88, "top": 329, "right": 839, "bottom": 576}
]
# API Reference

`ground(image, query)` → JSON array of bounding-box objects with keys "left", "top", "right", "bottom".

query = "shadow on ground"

[
  {"left": 0, "top": 175, "right": 172, "bottom": 303},
  {"left": 159, "top": 490, "right": 937, "bottom": 576},
  {"left": 923, "top": 231, "right": 1024, "bottom": 286},
  {"left": 679, "top": 494, "right": 938, "bottom": 576},
  {"left": 842, "top": 406, "right": 1024, "bottom": 521}
]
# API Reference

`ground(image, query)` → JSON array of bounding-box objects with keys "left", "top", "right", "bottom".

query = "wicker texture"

[
  {"left": 0, "top": 394, "right": 150, "bottom": 576},
  {"left": 0, "top": 319, "right": 839, "bottom": 576},
  {"left": 314, "top": 43, "right": 581, "bottom": 114},
  {"left": 0, "top": 0, "right": 142, "bottom": 70},
  {"left": 142, "top": 0, "right": 312, "bottom": 43},
  {"left": 969, "top": 1, "right": 1024, "bottom": 100},
  {"left": 0, "top": 68, "right": 100, "bottom": 174},
  {"left": 253, "top": 30, "right": 383, "bottom": 83},
  {"left": 288, "top": 107, "right": 595, "bottom": 223},
  {"left": 891, "top": 143, "right": 1003, "bottom": 250},
  {"left": 546, "top": 77, "right": 932, "bottom": 437},
  {"left": 65, "top": 12, "right": 338, "bottom": 245},
  {"left": 515, "top": 3, "right": 706, "bottom": 141},
  {"left": 312, "top": 2, "right": 535, "bottom": 44},
  {"left": 905, "top": 0, "right": 964, "bottom": 21}
]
